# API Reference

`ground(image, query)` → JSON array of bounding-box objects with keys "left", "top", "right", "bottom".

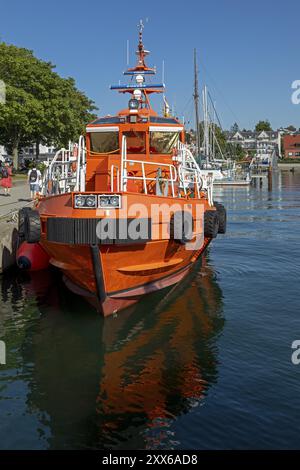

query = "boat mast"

[
  {"left": 202, "top": 85, "right": 210, "bottom": 164},
  {"left": 193, "top": 49, "right": 201, "bottom": 158},
  {"left": 110, "top": 21, "right": 164, "bottom": 111},
  {"left": 212, "top": 99, "right": 216, "bottom": 160}
]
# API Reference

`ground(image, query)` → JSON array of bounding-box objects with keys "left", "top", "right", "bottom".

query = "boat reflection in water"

[{"left": 6, "top": 256, "right": 224, "bottom": 449}]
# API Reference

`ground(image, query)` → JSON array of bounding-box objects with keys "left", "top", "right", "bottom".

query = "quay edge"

[
  {"left": 278, "top": 162, "right": 300, "bottom": 170},
  {"left": 0, "top": 219, "right": 19, "bottom": 274}
]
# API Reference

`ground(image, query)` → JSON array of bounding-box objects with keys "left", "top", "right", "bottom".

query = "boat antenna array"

[{"left": 110, "top": 20, "right": 165, "bottom": 109}]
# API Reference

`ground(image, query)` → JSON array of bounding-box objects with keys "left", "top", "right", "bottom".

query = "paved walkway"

[{"left": 0, "top": 179, "right": 31, "bottom": 218}]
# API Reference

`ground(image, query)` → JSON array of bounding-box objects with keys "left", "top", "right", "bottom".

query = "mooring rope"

[{"left": 0, "top": 200, "right": 33, "bottom": 223}]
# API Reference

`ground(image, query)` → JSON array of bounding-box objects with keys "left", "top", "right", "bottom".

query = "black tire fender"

[
  {"left": 24, "top": 209, "right": 41, "bottom": 244},
  {"left": 204, "top": 210, "right": 219, "bottom": 238},
  {"left": 214, "top": 202, "right": 227, "bottom": 234},
  {"left": 170, "top": 211, "right": 194, "bottom": 244},
  {"left": 18, "top": 207, "right": 32, "bottom": 240}
]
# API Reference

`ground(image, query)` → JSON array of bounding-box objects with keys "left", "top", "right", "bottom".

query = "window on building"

[{"left": 89, "top": 132, "right": 119, "bottom": 154}]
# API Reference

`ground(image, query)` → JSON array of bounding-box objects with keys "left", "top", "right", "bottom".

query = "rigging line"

[
  {"left": 197, "top": 58, "right": 241, "bottom": 125},
  {"left": 0, "top": 200, "right": 32, "bottom": 221},
  {"left": 185, "top": 100, "right": 196, "bottom": 129},
  {"left": 207, "top": 91, "right": 237, "bottom": 158},
  {"left": 207, "top": 107, "right": 237, "bottom": 159},
  {"left": 207, "top": 91, "right": 224, "bottom": 130},
  {"left": 206, "top": 113, "right": 226, "bottom": 160},
  {"left": 178, "top": 94, "right": 193, "bottom": 117},
  {"left": 207, "top": 109, "right": 228, "bottom": 158}
]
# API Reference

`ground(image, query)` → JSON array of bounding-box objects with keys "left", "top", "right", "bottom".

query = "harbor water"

[{"left": 0, "top": 170, "right": 300, "bottom": 450}]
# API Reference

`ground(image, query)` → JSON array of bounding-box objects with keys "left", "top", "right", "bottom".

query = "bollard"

[{"left": 268, "top": 166, "right": 272, "bottom": 191}]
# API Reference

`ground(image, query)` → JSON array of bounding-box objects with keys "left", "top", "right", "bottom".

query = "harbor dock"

[
  {"left": 278, "top": 162, "right": 300, "bottom": 171},
  {"left": 0, "top": 179, "right": 31, "bottom": 273}
]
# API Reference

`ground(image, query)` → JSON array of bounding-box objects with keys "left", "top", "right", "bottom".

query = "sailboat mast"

[
  {"left": 193, "top": 49, "right": 201, "bottom": 157},
  {"left": 203, "top": 85, "right": 209, "bottom": 161}
]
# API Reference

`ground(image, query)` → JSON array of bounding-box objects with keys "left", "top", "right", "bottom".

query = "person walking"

[
  {"left": 0, "top": 161, "right": 12, "bottom": 196},
  {"left": 27, "top": 164, "right": 42, "bottom": 199}
]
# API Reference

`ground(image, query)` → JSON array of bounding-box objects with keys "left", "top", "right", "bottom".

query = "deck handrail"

[
  {"left": 42, "top": 136, "right": 214, "bottom": 204},
  {"left": 120, "top": 136, "right": 178, "bottom": 196},
  {"left": 41, "top": 138, "right": 86, "bottom": 196}
]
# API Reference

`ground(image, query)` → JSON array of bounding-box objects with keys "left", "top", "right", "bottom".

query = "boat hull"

[
  {"left": 36, "top": 192, "right": 212, "bottom": 316},
  {"left": 40, "top": 237, "right": 210, "bottom": 316},
  {"left": 62, "top": 258, "right": 200, "bottom": 315}
]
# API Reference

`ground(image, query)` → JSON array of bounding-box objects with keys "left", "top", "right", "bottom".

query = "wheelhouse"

[{"left": 85, "top": 113, "right": 185, "bottom": 193}]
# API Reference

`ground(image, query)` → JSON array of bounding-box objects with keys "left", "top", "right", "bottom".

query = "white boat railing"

[
  {"left": 117, "top": 137, "right": 214, "bottom": 203},
  {"left": 41, "top": 136, "right": 214, "bottom": 205},
  {"left": 175, "top": 141, "right": 214, "bottom": 205},
  {"left": 75, "top": 135, "right": 86, "bottom": 192},
  {"left": 120, "top": 136, "right": 178, "bottom": 197},
  {"left": 250, "top": 149, "right": 277, "bottom": 170},
  {"left": 41, "top": 137, "right": 86, "bottom": 196}
]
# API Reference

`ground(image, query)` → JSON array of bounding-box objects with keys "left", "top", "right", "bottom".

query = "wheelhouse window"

[
  {"left": 150, "top": 131, "right": 179, "bottom": 154},
  {"left": 124, "top": 131, "right": 146, "bottom": 154},
  {"left": 89, "top": 132, "right": 119, "bottom": 153}
]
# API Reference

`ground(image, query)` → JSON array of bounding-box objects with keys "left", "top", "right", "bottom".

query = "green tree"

[
  {"left": 0, "top": 43, "right": 97, "bottom": 167},
  {"left": 255, "top": 120, "right": 272, "bottom": 132},
  {"left": 233, "top": 143, "right": 246, "bottom": 160},
  {"left": 230, "top": 122, "right": 239, "bottom": 133}
]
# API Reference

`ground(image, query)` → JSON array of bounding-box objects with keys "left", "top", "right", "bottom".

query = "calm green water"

[{"left": 0, "top": 170, "right": 300, "bottom": 450}]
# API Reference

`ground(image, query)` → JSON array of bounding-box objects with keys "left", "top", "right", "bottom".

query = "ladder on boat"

[{"left": 41, "top": 136, "right": 86, "bottom": 195}]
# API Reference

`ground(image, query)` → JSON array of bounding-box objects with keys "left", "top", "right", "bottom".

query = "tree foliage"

[
  {"left": 0, "top": 42, "right": 97, "bottom": 167},
  {"left": 230, "top": 122, "right": 239, "bottom": 133},
  {"left": 255, "top": 120, "right": 272, "bottom": 132}
]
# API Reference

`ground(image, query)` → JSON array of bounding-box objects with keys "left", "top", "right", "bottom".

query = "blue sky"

[{"left": 0, "top": 0, "right": 299, "bottom": 130}]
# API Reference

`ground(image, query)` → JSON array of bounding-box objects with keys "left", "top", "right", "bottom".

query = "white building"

[
  {"left": 226, "top": 130, "right": 282, "bottom": 156},
  {"left": 0, "top": 145, "right": 6, "bottom": 162},
  {"left": 0, "top": 143, "right": 56, "bottom": 162},
  {"left": 20, "top": 143, "right": 56, "bottom": 160}
]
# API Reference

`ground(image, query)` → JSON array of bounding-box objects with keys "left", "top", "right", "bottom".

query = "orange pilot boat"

[{"left": 18, "top": 22, "right": 226, "bottom": 316}]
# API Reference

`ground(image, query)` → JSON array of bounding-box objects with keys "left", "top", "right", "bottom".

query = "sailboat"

[{"left": 193, "top": 52, "right": 251, "bottom": 186}]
